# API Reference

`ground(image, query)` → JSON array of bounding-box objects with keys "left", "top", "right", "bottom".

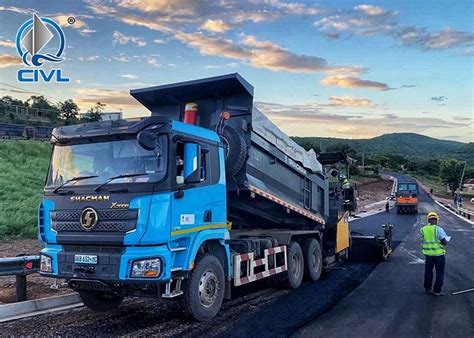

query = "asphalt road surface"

[
  {"left": 3, "top": 173, "right": 471, "bottom": 337},
  {"left": 296, "top": 172, "right": 474, "bottom": 337}
]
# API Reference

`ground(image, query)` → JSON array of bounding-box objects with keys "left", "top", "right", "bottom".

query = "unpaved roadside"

[
  {"left": 354, "top": 177, "right": 393, "bottom": 209},
  {"left": 0, "top": 239, "right": 72, "bottom": 304}
]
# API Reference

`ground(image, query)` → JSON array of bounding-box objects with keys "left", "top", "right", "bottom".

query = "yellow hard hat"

[{"left": 427, "top": 211, "right": 439, "bottom": 221}]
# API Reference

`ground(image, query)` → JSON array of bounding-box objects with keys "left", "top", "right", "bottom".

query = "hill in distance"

[{"left": 293, "top": 133, "right": 473, "bottom": 164}]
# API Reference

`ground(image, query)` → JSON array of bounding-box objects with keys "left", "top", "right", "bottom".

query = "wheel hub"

[
  {"left": 198, "top": 269, "right": 219, "bottom": 307},
  {"left": 291, "top": 252, "right": 302, "bottom": 278}
]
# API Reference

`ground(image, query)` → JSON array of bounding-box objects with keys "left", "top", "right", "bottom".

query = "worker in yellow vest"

[{"left": 421, "top": 211, "right": 450, "bottom": 296}]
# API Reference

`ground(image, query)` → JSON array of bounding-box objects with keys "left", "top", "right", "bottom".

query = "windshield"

[
  {"left": 46, "top": 136, "right": 167, "bottom": 188},
  {"left": 398, "top": 183, "right": 417, "bottom": 192}
]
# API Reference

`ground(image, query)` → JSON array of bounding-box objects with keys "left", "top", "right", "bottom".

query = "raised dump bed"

[{"left": 131, "top": 73, "right": 328, "bottom": 230}]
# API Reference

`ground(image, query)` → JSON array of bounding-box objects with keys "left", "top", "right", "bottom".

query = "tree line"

[
  {"left": 0, "top": 95, "right": 107, "bottom": 125},
  {"left": 297, "top": 140, "right": 473, "bottom": 196}
]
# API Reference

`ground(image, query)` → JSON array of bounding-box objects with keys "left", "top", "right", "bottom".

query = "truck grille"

[{"left": 51, "top": 209, "right": 138, "bottom": 233}]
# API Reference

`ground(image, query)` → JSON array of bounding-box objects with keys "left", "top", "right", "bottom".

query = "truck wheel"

[
  {"left": 79, "top": 291, "right": 123, "bottom": 312},
  {"left": 302, "top": 238, "right": 322, "bottom": 282},
  {"left": 281, "top": 241, "right": 304, "bottom": 289},
  {"left": 183, "top": 254, "right": 225, "bottom": 321},
  {"left": 220, "top": 126, "right": 247, "bottom": 177}
]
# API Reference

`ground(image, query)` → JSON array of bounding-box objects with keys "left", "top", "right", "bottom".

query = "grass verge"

[{"left": 0, "top": 139, "right": 51, "bottom": 239}]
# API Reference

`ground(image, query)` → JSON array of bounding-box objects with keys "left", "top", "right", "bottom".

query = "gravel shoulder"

[{"left": 0, "top": 239, "right": 72, "bottom": 304}]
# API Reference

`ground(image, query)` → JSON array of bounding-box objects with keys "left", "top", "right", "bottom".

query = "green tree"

[
  {"left": 58, "top": 99, "right": 79, "bottom": 125},
  {"left": 0, "top": 96, "right": 27, "bottom": 107},
  {"left": 27, "top": 95, "right": 60, "bottom": 122},
  {"left": 439, "top": 159, "right": 465, "bottom": 195},
  {"left": 82, "top": 102, "right": 106, "bottom": 122}
]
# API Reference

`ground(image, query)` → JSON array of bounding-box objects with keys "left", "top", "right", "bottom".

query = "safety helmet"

[{"left": 427, "top": 211, "right": 439, "bottom": 222}]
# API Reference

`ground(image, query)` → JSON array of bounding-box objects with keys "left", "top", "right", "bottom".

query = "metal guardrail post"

[
  {"left": 15, "top": 275, "right": 27, "bottom": 302},
  {"left": 0, "top": 255, "right": 40, "bottom": 302}
]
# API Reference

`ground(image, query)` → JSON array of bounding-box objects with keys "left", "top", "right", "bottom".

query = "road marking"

[{"left": 398, "top": 247, "right": 424, "bottom": 264}]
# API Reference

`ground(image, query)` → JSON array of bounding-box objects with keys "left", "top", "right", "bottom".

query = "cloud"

[
  {"left": 354, "top": 4, "right": 395, "bottom": 17},
  {"left": 452, "top": 116, "right": 472, "bottom": 122},
  {"left": 79, "top": 55, "right": 100, "bottom": 61},
  {"left": 52, "top": 14, "right": 95, "bottom": 36},
  {"left": 147, "top": 56, "right": 160, "bottom": 67},
  {"left": 320, "top": 76, "right": 389, "bottom": 91},
  {"left": 153, "top": 38, "right": 166, "bottom": 44},
  {"left": 397, "top": 27, "right": 474, "bottom": 50},
  {"left": 431, "top": 96, "right": 447, "bottom": 102},
  {"left": 112, "top": 56, "right": 132, "bottom": 62},
  {"left": 75, "top": 88, "right": 141, "bottom": 108},
  {"left": 119, "top": 15, "right": 176, "bottom": 33},
  {"left": 120, "top": 74, "right": 138, "bottom": 79},
  {"left": 315, "top": 4, "right": 473, "bottom": 51},
  {"left": 0, "top": 54, "right": 22, "bottom": 68},
  {"left": 327, "top": 96, "right": 372, "bottom": 107},
  {"left": 113, "top": 31, "right": 147, "bottom": 47},
  {"left": 117, "top": 0, "right": 197, "bottom": 16},
  {"left": 0, "top": 40, "right": 15, "bottom": 48},
  {"left": 0, "top": 6, "right": 32, "bottom": 15},
  {"left": 400, "top": 84, "right": 416, "bottom": 88},
  {"left": 79, "top": 29, "right": 96, "bottom": 35},
  {"left": 174, "top": 32, "right": 360, "bottom": 74},
  {"left": 53, "top": 15, "right": 87, "bottom": 29},
  {"left": 255, "top": 101, "right": 469, "bottom": 139},
  {"left": 201, "top": 19, "right": 232, "bottom": 33}
]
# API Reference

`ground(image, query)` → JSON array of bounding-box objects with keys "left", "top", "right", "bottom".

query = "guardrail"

[
  {"left": 0, "top": 256, "right": 40, "bottom": 302},
  {"left": 458, "top": 207, "right": 473, "bottom": 220}
]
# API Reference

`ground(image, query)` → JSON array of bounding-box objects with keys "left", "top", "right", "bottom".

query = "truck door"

[{"left": 171, "top": 141, "right": 226, "bottom": 238}]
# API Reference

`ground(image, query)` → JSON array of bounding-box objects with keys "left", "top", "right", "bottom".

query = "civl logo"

[{"left": 16, "top": 13, "right": 70, "bottom": 83}]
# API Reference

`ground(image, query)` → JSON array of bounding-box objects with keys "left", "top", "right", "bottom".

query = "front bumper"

[{"left": 40, "top": 244, "right": 172, "bottom": 283}]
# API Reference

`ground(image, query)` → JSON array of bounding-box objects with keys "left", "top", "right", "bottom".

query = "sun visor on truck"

[{"left": 130, "top": 73, "right": 254, "bottom": 129}]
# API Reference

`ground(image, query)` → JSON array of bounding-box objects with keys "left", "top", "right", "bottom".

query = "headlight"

[
  {"left": 131, "top": 258, "right": 161, "bottom": 278},
  {"left": 40, "top": 254, "right": 52, "bottom": 273}
]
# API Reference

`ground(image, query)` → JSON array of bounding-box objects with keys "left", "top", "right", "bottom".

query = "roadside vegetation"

[
  {"left": 0, "top": 140, "right": 51, "bottom": 239},
  {"left": 295, "top": 136, "right": 474, "bottom": 199}
]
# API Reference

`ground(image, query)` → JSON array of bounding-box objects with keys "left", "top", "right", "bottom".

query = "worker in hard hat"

[
  {"left": 339, "top": 174, "right": 351, "bottom": 189},
  {"left": 421, "top": 211, "right": 450, "bottom": 296}
]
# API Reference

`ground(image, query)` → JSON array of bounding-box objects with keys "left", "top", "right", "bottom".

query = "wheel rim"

[
  {"left": 198, "top": 269, "right": 219, "bottom": 308},
  {"left": 310, "top": 247, "right": 321, "bottom": 271},
  {"left": 291, "top": 252, "right": 302, "bottom": 278}
]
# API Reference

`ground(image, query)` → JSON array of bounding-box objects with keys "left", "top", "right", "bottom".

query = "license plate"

[{"left": 74, "top": 254, "right": 98, "bottom": 265}]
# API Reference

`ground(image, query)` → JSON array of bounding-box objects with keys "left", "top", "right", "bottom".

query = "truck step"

[{"left": 162, "top": 279, "right": 183, "bottom": 298}]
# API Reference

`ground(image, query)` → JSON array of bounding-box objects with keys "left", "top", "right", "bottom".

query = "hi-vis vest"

[
  {"left": 421, "top": 224, "right": 446, "bottom": 256},
  {"left": 342, "top": 179, "right": 350, "bottom": 189}
]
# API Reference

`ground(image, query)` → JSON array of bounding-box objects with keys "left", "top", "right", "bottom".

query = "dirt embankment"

[
  {"left": 354, "top": 177, "right": 393, "bottom": 208},
  {"left": 0, "top": 240, "right": 72, "bottom": 304}
]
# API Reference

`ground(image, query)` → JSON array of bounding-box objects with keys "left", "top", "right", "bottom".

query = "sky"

[{"left": 0, "top": 0, "right": 472, "bottom": 142}]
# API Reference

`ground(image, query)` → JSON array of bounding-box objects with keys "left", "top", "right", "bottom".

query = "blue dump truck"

[{"left": 38, "top": 74, "right": 389, "bottom": 321}]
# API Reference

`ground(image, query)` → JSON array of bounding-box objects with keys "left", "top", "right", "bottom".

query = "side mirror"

[
  {"left": 183, "top": 143, "right": 202, "bottom": 184},
  {"left": 137, "top": 131, "right": 157, "bottom": 151}
]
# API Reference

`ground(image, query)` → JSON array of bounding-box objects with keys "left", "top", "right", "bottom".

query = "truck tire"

[
  {"left": 220, "top": 126, "right": 247, "bottom": 177},
  {"left": 302, "top": 238, "right": 322, "bottom": 282},
  {"left": 183, "top": 254, "right": 225, "bottom": 321},
  {"left": 281, "top": 241, "right": 304, "bottom": 289},
  {"left": 79, "top": 291, "right": 123, "bottom": 312}
]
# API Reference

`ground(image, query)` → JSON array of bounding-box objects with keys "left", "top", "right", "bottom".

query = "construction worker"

[
  {"left": 421, "top": 211, "right": 449, "bottom": 296},
  {"left": 340, "top": 174, "right": 350, "bottom": 189}
]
